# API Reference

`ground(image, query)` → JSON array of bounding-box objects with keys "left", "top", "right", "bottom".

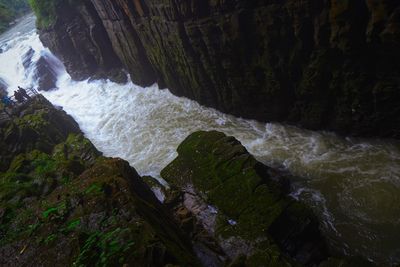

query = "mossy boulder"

[
  {"left": 0, "top": 157, "right": 200, "bottom": 266},
  {"left": 162, "top": 131, "right": 329, "bottom": 266},
  {"left": 0, "top": 94, "right": 202, "bottom": 266},
  {"left": 0, "top": 95, "right": 80, "bottom": 171}
]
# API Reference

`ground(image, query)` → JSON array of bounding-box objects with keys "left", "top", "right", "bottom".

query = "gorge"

[
  {"left": 34, "top": 0, "right": 400, "bottom": 138},
  {"left": 0, "top": 0, "right": 399, "bottom": 266}
]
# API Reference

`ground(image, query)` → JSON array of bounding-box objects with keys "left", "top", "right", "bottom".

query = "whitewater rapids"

[{"left": 1, "top": 14, "right": 399, "bottom": 265}]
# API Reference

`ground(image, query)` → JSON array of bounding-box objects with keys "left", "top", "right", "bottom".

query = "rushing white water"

[{"left": 1, "top": 14, "right": 400, "bottom": 265}]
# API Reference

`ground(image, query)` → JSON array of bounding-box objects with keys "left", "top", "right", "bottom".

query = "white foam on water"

[{"left": 1, "top": 14, "right": 400, "bottom": 265}]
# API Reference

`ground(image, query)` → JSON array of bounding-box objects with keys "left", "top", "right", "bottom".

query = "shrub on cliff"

[{"left": 28, "top": 0, "right": 59, "bottom": 29}]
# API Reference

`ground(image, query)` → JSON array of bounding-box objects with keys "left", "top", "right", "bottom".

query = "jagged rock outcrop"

[
  {"left": 160, "top": 131, "right": 374, "bottom": 266},
  {"left": 31, "top": 0, "right": 400, "bottom": 138},
  {"left": 161, "top": 131, "right": 328, "bottom": 266},
  {"left": 22, "top": 49, "right": 58, "bottom": 91},
  {"left": 0, "top": 95, "right": 201, "bottom": 266},
  {"left": 33, "top": 56, "right": 58, "bottom": 91},
  {"left": 0, "top": 95, "right": 81, "bottom": 171},
  {"left": 36, "top": 0, "right": 127, "bottom": 83}
]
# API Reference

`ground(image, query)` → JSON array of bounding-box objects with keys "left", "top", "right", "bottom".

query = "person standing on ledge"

[{"left": 18, "top": 86, "right": 31, "bottom": 100}]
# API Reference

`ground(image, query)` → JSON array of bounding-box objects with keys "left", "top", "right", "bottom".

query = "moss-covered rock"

[
  {"left": 0, "top": 94, "right": 202, "bottom": 266},
  {"left": 161, "top": 131, "right": 329, "bottom": 266},
  {"left": 0, "top": 95, "right": 80, "bottom": 171},
  {"left": 0, "top": 157, "right": 198, "bottom": 266}
]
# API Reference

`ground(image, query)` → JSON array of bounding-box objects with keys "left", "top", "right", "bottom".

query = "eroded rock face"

[
  {"left": 38, "top": 0, "right": 127, "bottom": 83},
  {"left": 34, "top": 56, "right": 58, "bottom": 91},
  {"left": 34, "top": 0, "right": 400, "bottom": 138}
]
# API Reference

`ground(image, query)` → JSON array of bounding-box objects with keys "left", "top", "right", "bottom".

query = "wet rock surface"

[
  {"left": 37, "top": 0, "right": 127, "bottom": 84},
  {"left": 33, "top": 56, "right": 58, "bottom": 91},
  {"left": 33, "top": 0, "right": 400, "bottom": 138},
  {"left": 22, "top": 49, "right": 58, "bottom": 91},
  {"left": 161, "top": 131, "right": 330, "bottom": 266},
  {"left": 22, "top": 48, "right": 35, "bottom": 70},
  {"left": 0, "top": 95, "right": 201, "bottom": 266}
]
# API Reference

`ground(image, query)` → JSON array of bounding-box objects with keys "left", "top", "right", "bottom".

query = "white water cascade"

[{"left": 1, "top": 14, "right": 399, "bottom": 265}]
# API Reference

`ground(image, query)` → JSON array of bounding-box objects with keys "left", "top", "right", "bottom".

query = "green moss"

[
  {"left": 0, "top": 204, "right": 40, "bottom": 246},
  {"left": 73, "top": 228, "right": 137, "bottom": 267},
  {"left": 162, "top": 131, "right": 327, "bottom": 265},
  {"left": 53, "top": 133, "right": 100, "bottom": 169},
  {"left": 162, "top": 131, "right": 290, "bottom": 238}
]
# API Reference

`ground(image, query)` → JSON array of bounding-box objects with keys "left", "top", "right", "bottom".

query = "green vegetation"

[
  {"left": 161, "top": 131, "right": 324, "bottom": 265},
  {"left": 0, "top": 0, "right": 30, "bottom": 32},
  {"left": 28, "top": 0, "right": 60, "bottom": 29},
  {"left": 73, "top": 228, "right": 136, "bottom": 267}
]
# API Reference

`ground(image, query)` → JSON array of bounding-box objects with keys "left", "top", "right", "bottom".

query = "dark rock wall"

[
  {"left": 38, "top": 0, "right": 127, "bottom": 83},
  {"left": 36, "top": 0, "right": 400, "bottom": 138}
]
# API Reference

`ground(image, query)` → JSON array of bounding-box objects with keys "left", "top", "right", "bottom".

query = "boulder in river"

[
  {"left": 22, "top": 47, "right": 35, "bottom": 69},
  {"left": 33, "top": 56, "right": 58, "bottom": 91},
  {"left": 22, "top": 49, "right": 59, "bottom": 91},
  {"left": 161, "top": 131, "right": 329, "bottom": 265}
]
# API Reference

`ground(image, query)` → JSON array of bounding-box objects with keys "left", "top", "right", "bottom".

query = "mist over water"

[{"left": 1, "top": 15, "right": 400, "bottom": 265}]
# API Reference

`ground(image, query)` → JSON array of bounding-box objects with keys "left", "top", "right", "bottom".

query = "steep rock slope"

[
  {"left": 34, "top": 0, "right": 127, "bottom": 83},
  {"left": 0, "top": 96, "right": 200, "bottom": 266},
  {"left": 32, "top": 0, "right": 400, "bottom": 138}
]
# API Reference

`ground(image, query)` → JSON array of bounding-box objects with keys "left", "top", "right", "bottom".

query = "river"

[{"left": 1, "top": 14, "right": 399, "bottom": 265}]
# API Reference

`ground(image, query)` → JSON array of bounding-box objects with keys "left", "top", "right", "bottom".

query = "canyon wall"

[{"left": 35, "top": 0, "right": 400, "bottom": 138}]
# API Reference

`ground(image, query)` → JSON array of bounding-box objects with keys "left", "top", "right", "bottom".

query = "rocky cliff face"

[
  {"left": 34, "top": 0, "right": 400, "bottom": 137},
  {"left": 37, "top": 0, "right": 127, "bottom": 83}
]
